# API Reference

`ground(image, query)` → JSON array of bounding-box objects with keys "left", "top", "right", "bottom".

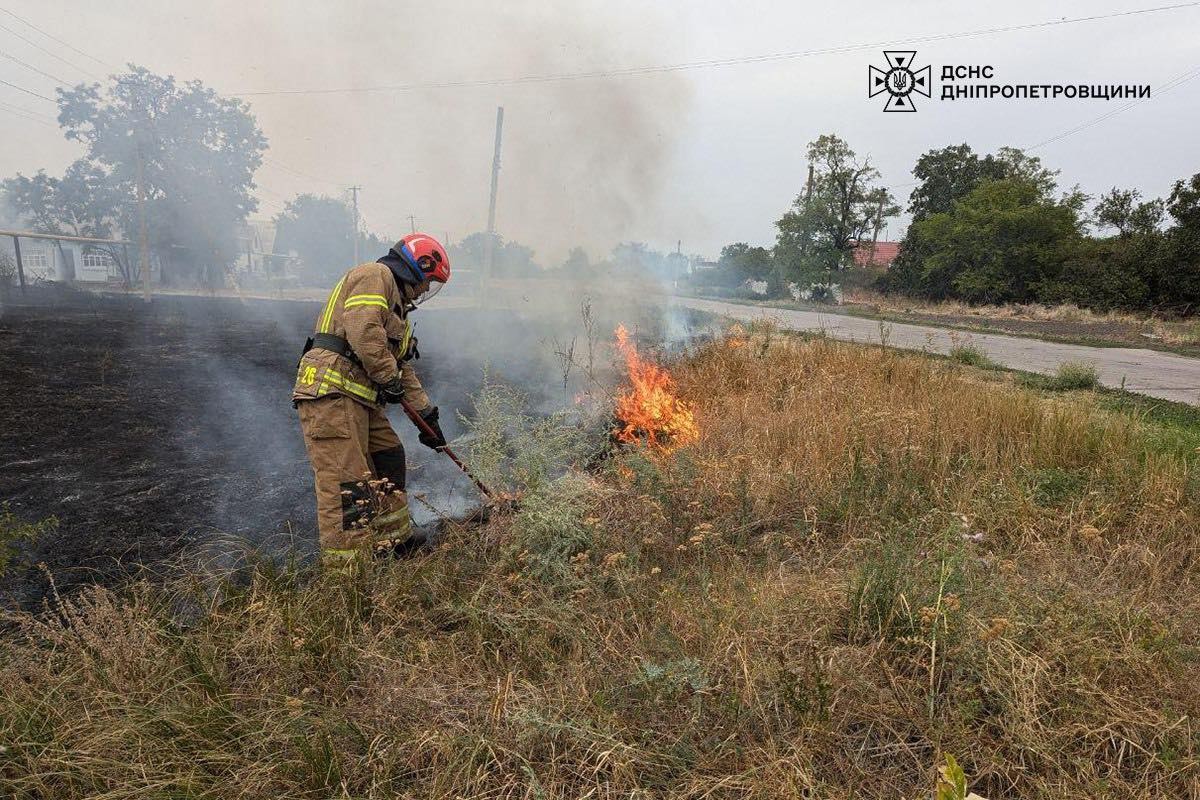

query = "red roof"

[{"left": 852, "top": 241, "right": 900, "bottom": 268}]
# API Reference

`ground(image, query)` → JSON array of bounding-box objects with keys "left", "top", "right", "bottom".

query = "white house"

[{"left": 2, "top": 235, "right": 160, "bottom": 285}]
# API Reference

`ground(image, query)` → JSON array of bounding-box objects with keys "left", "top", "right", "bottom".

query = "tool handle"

[{"left": 398, "top": 398, "right": 494, "bottom": 498}]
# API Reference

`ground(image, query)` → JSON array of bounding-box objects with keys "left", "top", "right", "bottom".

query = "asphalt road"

[{"left": 674, "top": 297, "right": 1200, "bottom": 406}]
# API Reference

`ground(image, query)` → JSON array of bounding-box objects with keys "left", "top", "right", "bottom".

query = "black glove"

[
  {"left": 378, "top": 375, "right": 405, "bottom": 404},
  {"left": 416, "top": 405, "right": 447, "bottom": 450}
]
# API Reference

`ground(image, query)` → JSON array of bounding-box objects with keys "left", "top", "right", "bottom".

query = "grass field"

[{"left": 2, "top": 324, "right": 1198, "bottom": 799}]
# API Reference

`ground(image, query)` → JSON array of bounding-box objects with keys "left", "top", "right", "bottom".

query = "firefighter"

[{"left": 293, "top": 233, "right": 450, "bottom": 568}]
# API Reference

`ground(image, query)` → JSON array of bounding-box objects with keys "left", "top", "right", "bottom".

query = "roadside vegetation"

[
  {"left": 683, "top": 135, "right": 1200, "bottom": 340},
  {"left": 2, "top": 324, "right": 1198, "bottom": 799}
]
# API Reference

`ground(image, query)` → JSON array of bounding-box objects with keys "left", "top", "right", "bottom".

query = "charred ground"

[{"left": 0, "top": 286, "right": 695, "bottom": 608}]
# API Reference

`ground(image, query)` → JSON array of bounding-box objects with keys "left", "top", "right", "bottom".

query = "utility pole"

[
  {"left": 481, "top": 106, "right": 504, "bottom": 295},
  {"left": 407, "top": 214, "right": 416, "bottom": 234},
  {"left": 348, "top": 185, "right": 362, "bottom": 264},
  {"left": 804, "top": 163, "right": 815, "bottom": 202},
  {"left": 136, "top": 145, "right": 151, "bottom": 302}
]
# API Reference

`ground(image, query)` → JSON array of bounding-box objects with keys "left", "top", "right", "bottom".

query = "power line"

[
  {"left": 0, "top": 19, "right": 100, "bottom": 80},
  {"left": 233, "top": 2, "right": 1200, "bottom": 97},
  {"left": 0, "top": 75, "right": 51, "bottom": 101},
  {"left": 0, "top": 98, "right": 54, "bottom": 126},
  {"left": 0, "top": 47, "right": 70, "bottom": 84},
  {"left": 0, "top": 96, "right": 53, "bottom": 120},
  {"left": 260, "top": 155, "right": 344, "bottom": 187},
  {"left": 1027, "top": 63, "right": 1200, "bottom": 150},
  {"left": 0, "top": 6, "right": 112, "bottom": 71}
]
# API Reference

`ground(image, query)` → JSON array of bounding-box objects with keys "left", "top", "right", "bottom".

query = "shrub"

[
  {"left": 0, "top": 505, "right": 54, "bottom": 577},
  {"left": 948, "top": 343, "right": 997, "bottom": 369},
  {"left": 1051, "top": 360, "right": 1100, "bottom": 390}
]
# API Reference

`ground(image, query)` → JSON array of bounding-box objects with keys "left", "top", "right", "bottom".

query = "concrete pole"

[
  {"left": 481, "top": 106, "right": 504, "bottom": 295},
  {"left": 349, "top": 185, "right": 362, "bottom": 265}
]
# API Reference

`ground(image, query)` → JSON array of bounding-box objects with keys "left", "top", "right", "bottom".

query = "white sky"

[{"left": 0, "top": 0, "right": 1197, "bottom": 264}]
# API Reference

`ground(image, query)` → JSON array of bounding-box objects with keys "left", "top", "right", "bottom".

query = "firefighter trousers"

[{"left": 296, "top": 394, "right": 411, "bottom": 554}]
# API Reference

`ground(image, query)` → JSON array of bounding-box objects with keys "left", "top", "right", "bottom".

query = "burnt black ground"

[{"left": 0, "top": 285, "right": 652, "bottom": 609}]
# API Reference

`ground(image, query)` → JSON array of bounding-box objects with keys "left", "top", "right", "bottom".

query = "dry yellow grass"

[{"left": 1, "top": 326, "right": 1197, "bottom": 799}]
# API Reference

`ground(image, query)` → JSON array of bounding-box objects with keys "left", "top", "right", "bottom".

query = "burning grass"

[
  {"left": 2, "top": 324, "right": 1199, "bottom": 798},
  {"left": 612, "top": 324, "right": 698, "bottom": 450}
]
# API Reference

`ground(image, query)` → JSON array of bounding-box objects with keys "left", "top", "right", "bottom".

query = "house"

[
  {"left": 2, "top": 234, "right": 159, "bottom": 285},
  {"left": 852, "top": 240, "right": 901, "bottom": 269},
  {"left": 233, "top": 218, "right": 281, "bottom": 273}
]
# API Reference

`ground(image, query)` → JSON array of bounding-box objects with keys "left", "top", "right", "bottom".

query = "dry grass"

[{"left": 2, "top": 326, "right": 1198, "bottom": 799}]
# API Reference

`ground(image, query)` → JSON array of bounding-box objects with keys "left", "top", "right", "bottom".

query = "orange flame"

[{"left": 613, "top": 324, "right": 698, "bottom": 449}]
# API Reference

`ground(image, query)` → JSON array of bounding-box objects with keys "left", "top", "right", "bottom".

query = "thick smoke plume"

[{"left": 235, "top": 0, "right": 692, "bottom": 263}]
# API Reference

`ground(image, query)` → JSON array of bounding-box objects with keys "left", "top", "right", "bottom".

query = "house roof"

[{"left": 852, "top": 240, "right": 900, "bottom": 268}]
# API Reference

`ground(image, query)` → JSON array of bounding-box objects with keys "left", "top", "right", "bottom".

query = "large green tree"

[
  {"left": 55, "top": 65, "right": 266, "bottom": 285},
  {"left": 907, "top": 178, "right": 1082, "bottom": 304},
  {"left": 886, "top": 145, "right": 1061, "bottom": 298},
  {"left": 774, "top": 135, "right": 897, "bottom": 287},
  {"left": 718, "top": 242, "right": 773, "bottom": 282}
]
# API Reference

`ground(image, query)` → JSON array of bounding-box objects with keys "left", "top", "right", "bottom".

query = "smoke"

[
  {"left": 226, "top": 0, "right": 693, "bottom": 265},
  {"left": 0, "top": 1, "right": 713, "bottom": 596}
]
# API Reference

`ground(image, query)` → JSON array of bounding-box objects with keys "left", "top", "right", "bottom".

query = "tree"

[
  {"left": 718, "top": 242, "right": 773, "bottom": 281},
  {"left": 885, "top": 145, "right": 1060, "bottom": 297},
  {"left": 610, "top": 242, "right": 668, "bottom": 280},
  {"left": 55, "top": 65, "right": 266, "bottom": 285},
  {"left": 907, "top": 178, "right": 1082, "bottom": 304},
  {"left": 905, "top": 144, "right": 1060, "bottom": 224},
  {"left": 774, "top": 135, "right": 898, "bottom": 286},
  {"left": 274, "top": 194, "right": 389, "bottom": 283},
  {"left": 449, "top": 231, "right": 541, "bottom": 278},
  {"left": 560, "top": 246, "right": 591, "bottom": 276},
  {"left": 2, "top": 161, "right": 130, "bottom": 281},
  {"left": 1094, "top": 188, "right": 1164, "bottom": 237},
  {"left": 1159, "top": 173, "right": 1200, "bottom": 310},
  {"left": 906, "top": 144, "right": 992, "bottom": 222}
]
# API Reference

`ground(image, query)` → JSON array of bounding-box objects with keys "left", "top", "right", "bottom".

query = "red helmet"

[{"left": 396, "top": 233, "right": 450, "bottom": 284}]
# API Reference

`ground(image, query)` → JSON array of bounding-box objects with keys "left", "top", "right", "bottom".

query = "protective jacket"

[{"left": 292, "top": 262, "right": 429, "bottom": 410}]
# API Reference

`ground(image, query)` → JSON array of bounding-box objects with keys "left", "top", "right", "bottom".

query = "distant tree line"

[
  {"left": 882, "top": 144, "right": 1200, "bottom": 313},
  {"left": 702, "top": 134, "right": 1200, "bottom": 314}
]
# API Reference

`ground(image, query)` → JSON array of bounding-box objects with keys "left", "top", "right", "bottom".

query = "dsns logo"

[{"left": 868, "top": 51, "right": 931, "bottom": 112}]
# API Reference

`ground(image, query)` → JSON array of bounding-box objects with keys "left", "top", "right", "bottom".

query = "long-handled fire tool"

[{"left": 397, "top": 397, "right": 495, "bottom": 500}]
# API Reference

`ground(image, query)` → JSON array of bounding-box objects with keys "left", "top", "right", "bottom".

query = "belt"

[{"left": 310, "top": 332, "right": 356, "bottom": 361}]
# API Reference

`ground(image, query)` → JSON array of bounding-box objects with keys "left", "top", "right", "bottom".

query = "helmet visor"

[{"left": 413, "top": 279, "right": 444, "bottom": 305}]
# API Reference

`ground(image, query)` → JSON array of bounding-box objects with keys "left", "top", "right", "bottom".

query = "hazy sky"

[{"left": 1, "top": 0, "right": 1197, "bottom": 264}]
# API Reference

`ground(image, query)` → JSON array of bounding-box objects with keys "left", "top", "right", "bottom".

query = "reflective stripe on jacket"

[{"left": 292, "top": 262, "right": 429, "bottom": 410}]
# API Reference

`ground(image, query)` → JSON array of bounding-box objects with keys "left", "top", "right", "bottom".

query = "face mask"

[{"left": 413, "top": 280, "right": 443, "bottom": 305}]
